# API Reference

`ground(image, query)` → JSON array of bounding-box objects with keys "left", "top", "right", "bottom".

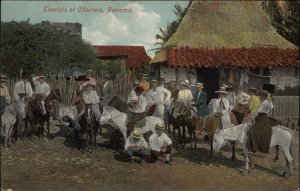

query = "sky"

[{"left": 1, "top": 1, "right": 189, "bottom": 58}]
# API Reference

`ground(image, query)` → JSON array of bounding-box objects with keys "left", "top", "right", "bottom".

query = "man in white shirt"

[
  {"left": 178, "top": 80, "right": 193, "bottom": 103},
  {"left": 101, "top": 73, "right": 114, "bottom": 106},
  {"left": 127, "top": 86, "right": 148, "bottom": 135},
  {"left": 213, "top": 87, "right": 232, "bottom": 129},
  {"left": 149, "top": 122, "right": 172, "bottom": 165},
  {"left": 32, "top": 75, "right": 51, "bottom": 97},
  {"left": 77, "top": 83, "right": 101, "bottom": 122},
  {"left": 124, "top": 130, "right": 149, "bottom": 164},
  {"left": 146, "top": 79, "right": 171, "bottom": 119},
  {"left": 14, "top": 72, "right": 33, "bottom": 101},
  {"left": 223, "top": 84, "right": 236, "bottom": 111}
]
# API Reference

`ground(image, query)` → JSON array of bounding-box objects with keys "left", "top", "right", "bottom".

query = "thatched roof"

[{"left": 151, "top": 1, "right": 298, "bottom": 66}]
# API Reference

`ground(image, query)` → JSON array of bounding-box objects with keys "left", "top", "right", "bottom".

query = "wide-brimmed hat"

[
  {"left": 0, "top": 74, "right": 8, "bottom": 79},
  {"left": 159, "top": 77, "right": 165, "bottom": 82},
  {"left": 155, "top": 122, "right": 164, "bottom": 130},
  {"left": 248, "top": 87, "right": 257, "bottom": 93},
  {"left": 223, "top": 83, "right": 233, "bottom": 90},
  {"left": 259, "top": 90, "right": 269, "bottom": 97},
  {"left": 131, "top": 130, "right": 142, "bottom": 139},
  {"left": 86, "top": 70, "right": 94, "bottom": 74},
  {"left": 181, "top": 80, "right": 190, "bottom": 87},
  {"left": 215, "top": 87, "right": 229, "bottom": 94},
  {"left": 195, "top": 83, "right": 204, "bottom": 88},
  {"left": 151, "top": 79, "right": 158, "bottom": 84},
  {"left": 36, "top": 75, "right": 46, "bottom": 80},
  {"left": 140, "top": 74, "right": 148, "bottom": 79},
  {"left": 75, "top": 75, "right": 90, "bottom": 82},
  {"left": 170, "top": 78, "right": 176, "bottom": 82},
  {"left": 133, "top": 79, "right": 140, "bottom": 85}
]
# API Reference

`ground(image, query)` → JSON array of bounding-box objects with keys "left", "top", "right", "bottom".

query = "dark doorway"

[{"left": 196, "top": 68, "right": 220, "bottom": 103}]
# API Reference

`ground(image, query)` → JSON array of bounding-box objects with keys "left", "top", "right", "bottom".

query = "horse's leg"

[
  {"left": 281, "top": 144, "right": 293, "bottom": 178},
  {"left": 122, "top": 131, "right": 127, "bottom": 150},
  {"left": 193, "top": 131, "right": 197, "bottom": 149},
  {"left": 274, "top": 145, "right": 280, "bottom": 161},
  {"left": 47, "top": 118, "right": 50, "bottom": 138},
  {"left": 182, "top": 124, "right": 186, "bottom": 146},
  {"left": 242, "top": 146, "right": 251, "bottom": 175},
  {"left": 209, "top": 133, "right": 214, "bottom": 160},
  {"left": 230, "top": 141, "right": 237, "bottom": 161}
]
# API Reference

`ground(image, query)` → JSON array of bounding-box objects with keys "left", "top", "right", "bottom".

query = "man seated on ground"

[
  {"left": 149, "top": 122, "right": 172, "bottom": 165},
  {"left": 124, "top": 130, "right": 149, "bottom": 164}
]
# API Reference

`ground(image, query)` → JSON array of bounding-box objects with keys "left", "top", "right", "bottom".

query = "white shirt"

[
  {"left": 124, "top": 136, "right": 148, "bottom": 150},
  {"left": 147, "top": 87, "right": 171, "bottom": 105},
  {"left": 82, "top": 90, "right": 100, "bottom": 105},
  {"left": 33, "top": 77, "right": 51, "bottom": 96},
  {"left": 149, "top": 132, "right": 172, "bottom": 152},
  {"left": 14, "top": 80, "right": 33, "bottom": 100},
  {"left": 178, "top": 89, "right": 193, "bottom": 102},
  {"left": 133, "top": 95, "right": 148, "bottom": 113},
  {"left": 257, "top": 99, "right": 273, "bottom": 114},
  {"left": 213, "top": 98, "right": 230, "bottom": 113},
  {"left": 127, "top": 88, "right": 138, "bottom": 103},
  {"left": 236, "top": 91, "right": 250, "bottom": 104}
]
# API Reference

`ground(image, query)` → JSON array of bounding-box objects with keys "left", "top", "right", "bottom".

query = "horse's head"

[
  {"left": 172, "top": 100, "right": 184, "bottom": 119},
  {"left": 84, "top": 104, "right": 94, "bottom": 124},
  {"left": 58, "top": 105, "right": 78, "bottom": 122},
  {"left": 212, "top": 129, "right": 225, "bottom": 153},
  {"left": 16, "top": 99, "right": 27, "bottom": 119},
  {"left": 99, "top": 106, "right": 111, "bottom": 125},
  {"left": 164, "top": 98, "right": 174, "bottom": 111},
  {"left": 31, "top": 94, "right": 47, "bottom": 115}
]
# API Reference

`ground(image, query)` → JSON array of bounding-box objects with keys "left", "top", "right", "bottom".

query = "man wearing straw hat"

[
  {"left": 146, "top": 79, "right": 171, "bottom": 119},
  {"left": 192, "top": 82, "right": 209, "bottom": 117},
  {"left": 167, "top": 78, "right": 179, "bottom": 100},
  {"left": 101, "top": 73, "right": 114, "bottom": 106},
  {"left": 213, "top": 87, "right": 232, "bottom": 129},
  {"left": 32, "top": 75, "right": 51, "bottom": 97},
  {"left": 124, "top": 130, "right": 149, "bottom": 164},
  {"left": 139, "top": 74, "right": 150, "bottom": 92},
  {"left": 178, "top": 79, "right": 193, "bottom": 103},
  {"left": 149, "top": 122, "right": 172, "bottom": 165},
  {"left": 83, "top": 69, "right": 96, "bottom": 86},
  {"left": 0, "top": 75, "right": 11, "bottom": 117},
  {"left": 13, "top": 71, "right": 33, "bottom": 101}
]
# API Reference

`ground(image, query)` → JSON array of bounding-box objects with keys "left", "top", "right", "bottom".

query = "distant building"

[{"left": 49, "top": 22, "right": 82, "bottom": 40}]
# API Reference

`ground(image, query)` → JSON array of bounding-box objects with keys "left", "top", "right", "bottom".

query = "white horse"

[
  {"left": 1, "top": 99, "right": 26, "bottom": 147},
  {"left": 212, "top": 123, "right": 295, "bottom": 177},
  {"left": 99, "top": 106, "right": 164, "bottom": 148}
]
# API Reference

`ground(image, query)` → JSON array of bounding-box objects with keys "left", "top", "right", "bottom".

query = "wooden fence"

[{"left": 269, "top": 96, "right": 299, "bottom": 119}]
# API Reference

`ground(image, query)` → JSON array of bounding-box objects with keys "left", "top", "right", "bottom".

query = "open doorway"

[{"left": 196, "top": 68, "right": 220, "bottom": 103}]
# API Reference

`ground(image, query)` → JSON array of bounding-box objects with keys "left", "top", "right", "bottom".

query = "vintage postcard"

[{"left": 1, "top": 1, "right": 299, "bottom": 191}]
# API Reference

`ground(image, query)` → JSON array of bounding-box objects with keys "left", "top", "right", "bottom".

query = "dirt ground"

[{"left": 1, "top": 121, "right": 299, "bottom": 191}]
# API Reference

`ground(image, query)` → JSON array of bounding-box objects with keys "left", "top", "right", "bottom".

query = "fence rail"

[{"left": 269, "top": 96, "right": 299, "bottom": 119}]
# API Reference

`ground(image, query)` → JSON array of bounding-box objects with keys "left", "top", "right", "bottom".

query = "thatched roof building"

[{"left": 151, "top": 1, "right": 299, "bottom": 68}]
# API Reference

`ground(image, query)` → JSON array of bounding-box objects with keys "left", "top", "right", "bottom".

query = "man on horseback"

[
  {"left": 213, "top": 87, "right": 232, "bottom": 129},
  {"left": 192, "top": 82, "right": 209, "bottom": 117},
  {"left": 32, "top": 75, "right": 51, "bottom": 97},
  {"left": 13, "top": 71, "right": 33, "bottom": 101},
  {"left": 247, "top": 90, "right": 274, "bottom": 153},
  {"left": 167, "top": 78, "right": 179, "bottom": 100},
  {"left": 101, "top": 73, "right": 114, "bottom": 106},
  {"left": 127, "top": 86, "right": 148, "bottom": 135},
  {"left": 146, "top": 79, "right": 171, "bottom": 119}
]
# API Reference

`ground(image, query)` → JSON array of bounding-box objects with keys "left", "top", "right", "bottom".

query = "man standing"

[
  {"left": 149, "top": 122, "right": 172, "bottom": 165},
  {"left": 0, "top": 75, "right": 10, "bottom": 117},
  {"left": 178, "top": 80, "right": 193, "bottom": 103},
  {"left": 213, "top": 87, "right": 232, "bottom": 129},
  {"left": 127, "top": 86, "right": 148, "bottom": 135},
  {"left": 32, "top": 75, "right": 51, "bottom": 97},
  {"left": 14, "top": 72, "right": 33, "bottom": 101},
  {"left": 124, "top": 130, "right": 149, "bottom": 164},
  {"left": 101, "top": 73, "right": 114, "bottom": 106},
  {"left": 192, "top": 83, "right": 209, "bottom": 117},
  {"left": 146, "top": 79, "right": 171, "bottom": 119}
]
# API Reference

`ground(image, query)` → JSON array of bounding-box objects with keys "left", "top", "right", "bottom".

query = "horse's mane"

[{"left": 109, "top": 96, "right": 128, "bottom": 112}]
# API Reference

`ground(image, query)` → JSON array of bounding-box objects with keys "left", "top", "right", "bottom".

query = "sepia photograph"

[{"left": 1, "top": 1, "right": 299, "bottom": 191}]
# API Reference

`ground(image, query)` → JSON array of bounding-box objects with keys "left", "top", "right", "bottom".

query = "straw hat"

[
  {"left": 151, "top": 79, "right": 158, "bottom": 84},
  {"left": 195, "top": 83, "right": 204, "bottom": 88},
  {"left": 133, "top": 79, "right": 140, "bottom": 85},
  {"left": 215, "top": 87, "right": 229, "bottom": 94},
  {"left": 140, "top": 74, "right": 148, "bottom": 79},
  {"left": 86, "top": 70, "right": 94, "bottom": 74},
  {"left": 170, "top": 78, "right": 176, "bottom": 82},
  {"left": 131, "top": 130, "right": 142, "bottom": 139},
  {"left": 159, "top": 77, "right": 165, "bottom": 82},
  {"left": 181, "top": 80, "right": 190, "bottom": 87},
  {"left": 0, "top": 74, "right": 8, "bottom": 79},
  {"left": 259, "top": 90, "right": 269, "bottom": 97},
  {"left": 36, "top": 75, "right": 46, "bottom": 80},
  {"left": 155, "top": 122, "right": 164, "bottom": 130}
]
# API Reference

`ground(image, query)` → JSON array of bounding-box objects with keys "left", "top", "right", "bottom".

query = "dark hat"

[
  {"left": 131, "top": 130, "right": 142, "bottom": 139},
  {"left": 75, "top": 75, "right": 90, "bottom": 81},
  {"left": 159, "top": 77, "right": 165, "bottom": 82},
  {"left": 248, "top": 87, "right": 257, "bottom": 93},
  {"left": 135, "top": 86, "right": 144, "bottom": 93},
  {"left": 259, "top": 90, "right": 269, "bottom": 97}
]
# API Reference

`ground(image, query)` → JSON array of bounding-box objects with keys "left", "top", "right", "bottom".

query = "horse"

[
  {"left": 43, "top": 89, "right": 62, "bottom": 137},
  {"left": 23, "top": 94, "right": 47, "bottom": 139},
  {"left": 1, "top": 99, "right": 26, "bottom": 147},
  {"left": 99, "top": 106, "right": 164, "bottom": 149},
  {"left": 212, "top": 123, "right": 295, "bottom": 178},
  {"left": 78, "top": 104, "right": 99, "bottom": 151}
]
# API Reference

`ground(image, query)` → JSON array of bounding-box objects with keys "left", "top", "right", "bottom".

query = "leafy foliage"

[
  {"left": 1, "top": 20, "right": 98, "bottom": 77},
  {"left": 261, "top": 0, "right": 299, "bottom": 46}
]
